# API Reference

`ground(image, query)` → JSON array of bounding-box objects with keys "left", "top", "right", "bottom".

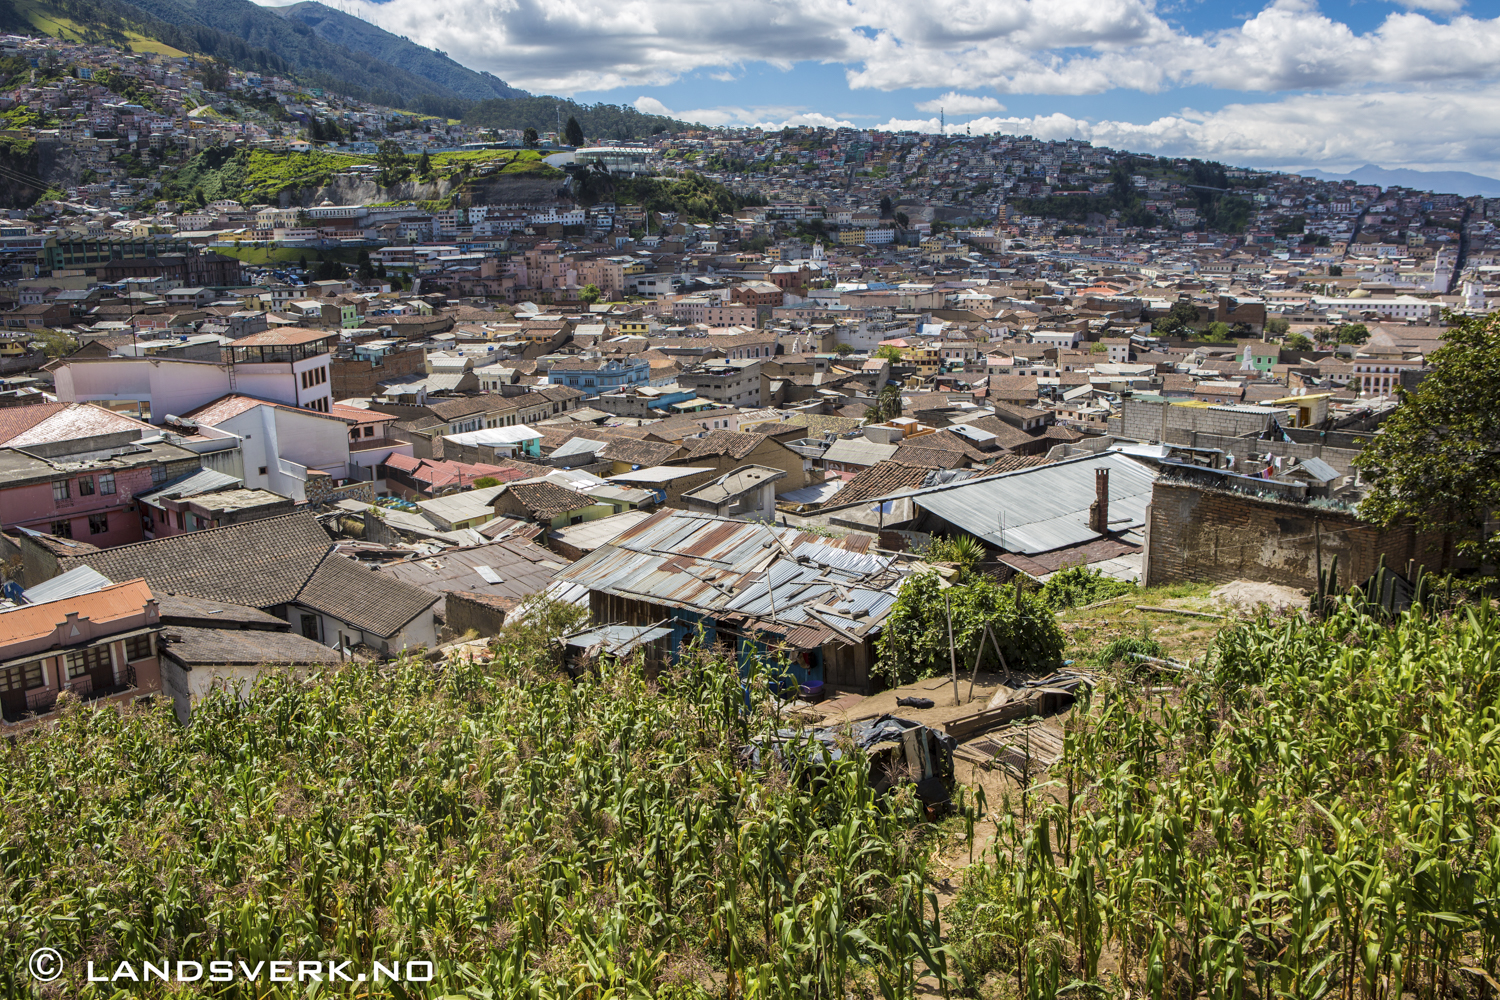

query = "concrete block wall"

[
  {"left": 1164, "top": 429, "right": 1365, "bottom": 476},
  {"left": 1113, "top": 399, "right": 1274, "bottom": 443}
]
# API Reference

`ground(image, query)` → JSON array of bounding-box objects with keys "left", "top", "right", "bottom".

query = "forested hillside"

[
  {"left": 273, "top": 2, "right": 526, "bottom": 102},
  {"left": 464, "top": 96, "right": 690, "bottom": 141}
]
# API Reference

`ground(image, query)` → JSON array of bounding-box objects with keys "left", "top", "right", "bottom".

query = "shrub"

[{"left": 1038, "top": 564, "right": 1136, "bottom": 610}]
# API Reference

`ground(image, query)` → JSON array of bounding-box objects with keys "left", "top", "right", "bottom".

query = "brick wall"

[
  {"left": 1144, "top": 480, "right": 1450, "bottom": 589},
  {"left": 331, "top": 348, "right": 426, "bottom": 399}
]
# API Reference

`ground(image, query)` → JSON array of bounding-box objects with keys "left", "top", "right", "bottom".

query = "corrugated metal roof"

[
  {"left": 22, "top": 565, "right": 114, "bottom": 604},
  {"left": 911, "top": 452, "right": 1157, "bottom": 555},
  {"left": 137, "top": 468, "right": 242, "bottom": 504},
  {"left": 554, "top": 510, "right": 905, "bottom": 645}
]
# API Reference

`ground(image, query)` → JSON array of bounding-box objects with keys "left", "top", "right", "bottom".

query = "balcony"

[{"left": 1, "top": 661, "right": 161, "bottom": 729}]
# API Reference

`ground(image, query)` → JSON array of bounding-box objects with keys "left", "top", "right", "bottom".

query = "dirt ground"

[{"left": 1211, "top": 579, "right": 1307, "bottom": 614}]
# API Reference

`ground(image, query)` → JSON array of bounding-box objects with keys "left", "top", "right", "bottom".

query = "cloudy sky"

[{"left": 280, "top": 0, "right": 1500, "bottom": 175}]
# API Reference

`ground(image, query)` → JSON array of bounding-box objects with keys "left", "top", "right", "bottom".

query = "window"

[
  {"left": 53, "top": 480, "right": 70, "bottom": 502},
  {"left": 97, "top": 472, "right": 115, "bottom": 495},
  {"left": 0, "top": 660, "right": 44, "bottom": 693},
  {"left": 51, "top": 519, "right": 72, "bottom": 538},
  {"left": 300, "top": 614, "right": 321, "bottom": 642},
  {"left": 258, "top": 466, "right": 268, "bottom": 476},
  {"left": 364, "top": 426, "right": 375, "bottom": 437},
  {"left": 89, "top": 513, "right": 108, "bottom": 535},
  {"left": 125, "top": 634, "right": 153, "bottom": 661},
  {"left": 66, "top": 645, "right": 110, "bottom": 679},
  {"left": 151, "top": 464, "right": 168, "bottom": 484},
  {"left": 77, "top": 476, "right": 95, "bottom": 496}
]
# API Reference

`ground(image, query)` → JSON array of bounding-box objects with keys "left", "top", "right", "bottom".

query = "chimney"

[{"left": 1090, "top": 467, "right": 1110, "bottom": 533}]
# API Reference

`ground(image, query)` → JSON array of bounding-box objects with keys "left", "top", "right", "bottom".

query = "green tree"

[
  {"left": 1285, "top": 332, "right": 1314, "bottom": 351},
  {"left": 874, "top": 344, "right": 903, "bottom": 362},
  {"left": 471, "top": 476, "right": 500, "bottom": 489},
  {"left": 1199, "top": 321, "right": 1233, "bottom": 344},
  {"left": 523, "top": 127, "right": 539, "bottom": 148},
  {"left": 34, "top": 329, "right": 78, "bottom": 357},
  {"left": 578, "top": 284, "right": 602, "bottom": 305},
  {"left": 895, "top": 211, "right": 910, "bottom": 229},
  {"left": 377, "top": 140, "right": 407, "bottom": 183},
  {"left": 877, "top": 571, "right": 1064, "bottom": 686},
  {"left": 564, "top": 115, "right": 585, "bottom": 147},
  {"left": 417, "top": 149, "right": 432, "bottom": 176},
  {"left": 864, "top": 384, "right": 903, "bottom": 424},
  {"left": 1355, "top": 313, "right": 1500, "bottom": 566},
  {"left": 1334, "top": 322, "right": 1368, "bottom": 345},
  {"left": 833, "top": 343, "right": 855, "bottom": 356},
  {"left": 878, "top": 194, "right": 893, "bottom": 218},
  {"left": 1265, "top": 316, "right": 1290, "bottom": 337}
]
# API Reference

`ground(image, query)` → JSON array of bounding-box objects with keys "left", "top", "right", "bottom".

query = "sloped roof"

[
  {"left": 160, "top": 625, "right": 343, "bottom": 666},
  {"left": 0, "top": 578, "right": 155, "bottom": 645},
  {"left": 296, "top": 551, "right": 439, "bottom": 638},
  {"left": 0, "top": 402, "right": 152, "bottom": 448},
  {"left": 829, "top": 461, "right": 935, "bottom": 507},
  {"left": 683, "top": 429, "right": 770, "bottom": 460},
  {"left": 505, "top": 481, "right": 595, "bottom": 519},
  {"left": 59, "top": 512, "right": 333, "bottom": 608},
  {"left": 911, "top": 452, "right": 1157, "bottom": 555}
]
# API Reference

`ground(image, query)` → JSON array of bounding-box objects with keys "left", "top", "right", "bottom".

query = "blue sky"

[{"left": 281, "top": 0, "right": 1500, "bottom": 174}]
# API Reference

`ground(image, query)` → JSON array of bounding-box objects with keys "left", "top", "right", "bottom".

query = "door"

[
  {"left": 301, "top": 614, "right": 322, "bottom": 643},
  {"left": 66, "top": 645, "right": 114, "bottom": 694}
]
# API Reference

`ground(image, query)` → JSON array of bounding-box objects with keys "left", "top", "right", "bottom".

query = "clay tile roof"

[
  {"left": 58, "top": 512, "right": 333, "bottom": 609},
  {"left": 506, "top": 481, "right": 595, "bottom": 519},
  {"left": 598, "top": 438, "right": 681, "bottom": 467},
  {"left": 159, "top": 625, "right": 344, "bottom": 666},
  {"left": 684, "top": 429, "right": 767, "bottom": 461},
  {"left": 0, "top": 402, "right": 68, "bottom": 445},
  {"left": 295, "top": 551, "right": 438, "bottom": 638},
  {"left": 830, "top": 461, "right": 934, "bottom": 506}
]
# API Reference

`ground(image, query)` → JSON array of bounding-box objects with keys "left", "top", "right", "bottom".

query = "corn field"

[
  {"left": 1, "top": 646, "right": 958, "bottom": 998},
  {"left": 949, "top": 595, "right": 1500, "bottom": 999}
]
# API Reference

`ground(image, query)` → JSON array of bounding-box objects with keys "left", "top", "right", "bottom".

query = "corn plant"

[
  {"left": 0, "top": 643, "right": 959, "bottom": 998},
  {"left": 947, "top": 594, "right": 1500, "bottom": 999}
]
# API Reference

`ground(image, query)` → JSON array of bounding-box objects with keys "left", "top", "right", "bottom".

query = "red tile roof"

[{"left": 232, "top": 326, "right": 337, "bottom": 347}]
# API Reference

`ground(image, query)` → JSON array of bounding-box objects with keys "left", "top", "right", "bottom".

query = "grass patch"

[{"left": 215, "top": 245, "right": 366, "bottom": 266}]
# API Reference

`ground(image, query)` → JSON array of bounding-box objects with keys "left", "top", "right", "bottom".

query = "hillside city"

[{"left": 4, "top": 23, "right": 1500, "bottom": 998}]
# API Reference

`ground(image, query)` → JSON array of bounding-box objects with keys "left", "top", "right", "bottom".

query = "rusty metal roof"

[{"left": 554, "top": 510, "right": 906, "bottom": 645}]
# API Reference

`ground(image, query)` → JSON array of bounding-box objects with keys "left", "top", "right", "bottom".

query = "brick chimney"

[{"left": 1090, "top": 467, "right": 1110, "bottom": 533}]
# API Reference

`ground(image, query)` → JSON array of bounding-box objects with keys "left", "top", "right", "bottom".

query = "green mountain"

[
  {"left": 0, "top": 0, "right": 699, "bottom": 131},
  {"left": 464, "top": 96, "right": 691, "bottom": 142},
  {"left": 0, "top": 0, "right": 485, "bottom": 115},
  {"left": 271, "top": 2, "right": 526, "bottom": 103}
]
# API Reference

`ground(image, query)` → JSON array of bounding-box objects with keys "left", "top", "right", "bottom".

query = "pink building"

[
  {"left": 0, "top": 578, "right": 163, "bottom": 729},
  {"left": 0, "top": 417, "right": 203, "bottom": 547}
]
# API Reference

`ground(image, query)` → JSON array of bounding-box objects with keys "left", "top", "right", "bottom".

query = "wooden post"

[
  {"left": 944, "top": 586, "right": 960, "bottom": 706},
  {"left": 965, "top": 623, "right": 988, "bottom": 702}
]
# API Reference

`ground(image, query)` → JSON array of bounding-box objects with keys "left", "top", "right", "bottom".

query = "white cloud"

[
  {"left": 1389, "top": 0, "right": 1464, "bottom": 12},
  {"left": 633, "top": 96, "right": 674, "bottom": 116},
  {"left": 631, "top": 98, "right": 852, "bottom": 129},
  {"left": 914, "top": 92, "right": 1006, "bottom": 114},
  {"left": 301, "top": 0, "right": 1500, "bottom": 99}
]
